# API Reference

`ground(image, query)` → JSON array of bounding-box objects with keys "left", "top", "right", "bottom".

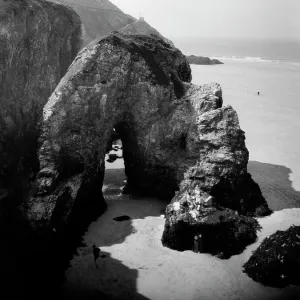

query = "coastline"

[
  {"left": 210, "top": 56, "right": 300, "bottom": 65},
  {"left": 63, "top": 57, "right": 300, "bottom": 298}
]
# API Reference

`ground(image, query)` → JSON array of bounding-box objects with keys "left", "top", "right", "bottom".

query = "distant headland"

[{"left": 186, "top": 54, "right": 224, "bottom": 65}]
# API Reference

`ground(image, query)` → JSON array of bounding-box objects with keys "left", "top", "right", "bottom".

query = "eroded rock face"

[
  {"left": 51, "top": 0, "right": 136, "bottom": 47},
  {"left": 161, "top": 206, "right": 261, "bottom": 257},
  {"left": 26, "top": 33, "right": 270, "bottom": 241},
  {"left": 0, "top": 0, "right": 81, "bottom": 194}
]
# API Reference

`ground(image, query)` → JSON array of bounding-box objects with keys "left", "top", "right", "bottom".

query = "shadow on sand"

[
  {"left": 0, "top": 167, "right": 155, "bottom": 300},
  {"left": 64, "top": 162, "right": 300, "bottom": 299},
  {"left": 6, "top": 161, "right": 299, "bottom": 299},
  {"left": 248, "top": 161, "right": 300, "bottom": 211},
  {"left": 63, "top": 251, "right": 150, "bottom": 300},
  {"left": 63, "top": 167, "right": 169, "bottom": 299}
]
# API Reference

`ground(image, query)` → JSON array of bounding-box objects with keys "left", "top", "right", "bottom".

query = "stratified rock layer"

[
  {"left": 26, "top": 33, "right": 270, "bottom": 245},
  {"left": 0, "top": 0, "right": 81, "bottom": 193}
]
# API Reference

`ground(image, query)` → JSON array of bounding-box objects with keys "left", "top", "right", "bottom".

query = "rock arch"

[{"left": 27, "top": 33, "right": 270, "bottom": 245}]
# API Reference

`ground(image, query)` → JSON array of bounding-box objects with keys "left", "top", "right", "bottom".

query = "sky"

[{"left": 110, "top": 0, "right": 300, "bottom": 41}]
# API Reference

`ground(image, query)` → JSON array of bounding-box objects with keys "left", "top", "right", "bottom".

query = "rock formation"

[
  {"left": 186, "top": 55, "right": 223, "bottom": 65},
  {"left": 0, "top": 0, "right": 81, "bottom": 196},
  {"left": 162, "top": 204, "right": 263, "bottom": 257},
  {"left": 26, "top": 33, "right": 270, "bottom": 248},
  {"left": 51, "top": 0, "right": 135, "bottom": 46},
  {"left": 243, "top": 225, "right": 300, "bottom": 287}
]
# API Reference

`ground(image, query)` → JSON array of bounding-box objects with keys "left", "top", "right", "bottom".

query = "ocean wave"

[{"left": 210, "top": 55, "right": 300, "bottom": 64}]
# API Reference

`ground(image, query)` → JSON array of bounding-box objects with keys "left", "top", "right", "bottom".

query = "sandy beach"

[{"left": 63, "top": 60, "right": 300, "bottom": 300}]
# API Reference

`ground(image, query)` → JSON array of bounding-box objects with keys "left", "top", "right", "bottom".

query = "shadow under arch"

[
  {"left": 248, "top": 161, "right": 300, "bottom": 211},
  {"left": 86, "top": 165, "right": 170, "bottom": 248},
  {"left": 0, "top": 180, "right": 153, "bottom": 300},
  {"left": 63, "top": 150, "right": 168, "bottom": 299}
]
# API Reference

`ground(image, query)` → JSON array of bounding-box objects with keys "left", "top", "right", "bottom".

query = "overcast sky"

[{"left": 111, "top": 0, "right": 300, "bottom": 41}]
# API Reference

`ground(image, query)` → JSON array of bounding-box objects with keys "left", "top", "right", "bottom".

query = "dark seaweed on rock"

[{"left": 243, "top": 225, "right": 300, "bottom": 287}]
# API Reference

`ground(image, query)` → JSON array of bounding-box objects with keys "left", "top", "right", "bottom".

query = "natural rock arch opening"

[
  {"left": 26, "top": 33, "right": 271, "bottom": 256},
  {"left": 112, "top": 118, "right": 180, "bottom": 199}
]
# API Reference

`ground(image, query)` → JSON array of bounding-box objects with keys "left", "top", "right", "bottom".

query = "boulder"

[
  {"left": 26, "top": 33, "right": 270, "bottom": 247},
  {"left": 113, "top": 215, "right": 131, "bottom": 222},
  {"left": 243, "top": 225, "right": 300, "bottom": 287},
  {"left": 108, "top": 153, "right": 120, "bottom": 160},
  {"left": 107, "top": 153, "right": 121, "bottom": 163},
  {"left": 0, "top": 0, "right": 81, "bottom": 195}
]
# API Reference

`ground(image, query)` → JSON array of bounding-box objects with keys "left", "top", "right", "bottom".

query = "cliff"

[
  {"left": 50, "top": 0, "right": 135, "bottom": 46},
  {"left": 26, "top": 33, "right": 270, "bottom": 256},
  {"left": 0, "top": 0, "right": 81, "bottom": 196},
  {"left": 119, "top": 18, "right": 174, "bottom": 47},
  {"left": 0, "top": 0, "right": 82, "bottom": 295},
  {"left": 186, "top": 55, "right": 223, "bottom": 65}
]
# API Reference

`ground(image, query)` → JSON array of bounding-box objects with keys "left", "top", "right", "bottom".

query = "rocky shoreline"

[{"left": 1, "top": 0, "right": 298, "bottom": 299}]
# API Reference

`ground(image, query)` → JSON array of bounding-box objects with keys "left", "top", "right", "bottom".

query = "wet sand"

[{"left": 63, "top": 61, "right": 300, "bottom": 300}]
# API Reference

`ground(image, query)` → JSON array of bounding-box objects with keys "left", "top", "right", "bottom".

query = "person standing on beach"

[
  {"left": 93, "top": 245, "right": 101, "bottom": 268},
  {"left": 198, "top": 234, "right": 204, "bottom": 253},
  {"left": 193, "top": 236, "right": 199, "bottom": 253}
]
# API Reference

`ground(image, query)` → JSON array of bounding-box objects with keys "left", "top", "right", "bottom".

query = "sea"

[{"left": 173, "top": 38, "right": 300, "bottom": 64}]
